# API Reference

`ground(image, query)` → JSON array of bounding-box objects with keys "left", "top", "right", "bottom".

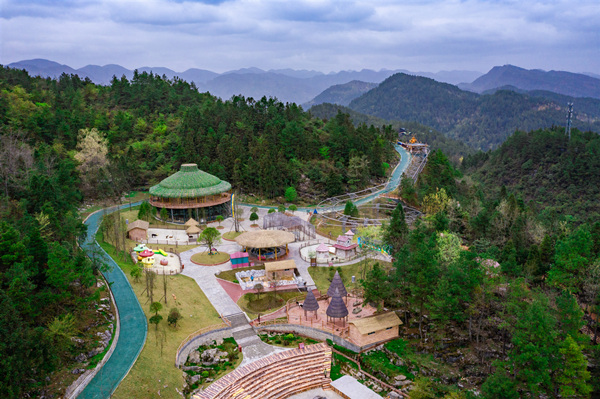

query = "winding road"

[{"left": 77, "top": 202, "right": 147, "bottom": 399}]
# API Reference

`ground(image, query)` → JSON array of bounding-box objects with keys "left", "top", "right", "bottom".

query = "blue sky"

[{"left": 1, "top": 0, "right": 599, "bottom": 74}]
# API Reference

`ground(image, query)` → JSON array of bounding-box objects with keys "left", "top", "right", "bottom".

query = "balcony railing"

[{"left": 150, "top": 194, "right": 231, "bottom": 209}]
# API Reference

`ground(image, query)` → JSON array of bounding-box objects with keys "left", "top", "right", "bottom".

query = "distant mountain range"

[
  {"left": 459, "top": 64, "right": 600, "bottom": 99},
  {"left": 346, "top": 73, "right": 600, "bottom": 150},
  {"left": 302, "top": 80, "right": 378, "bottom": 108},
  {"left": 6, "top": 58, "right": 481, "bottom": 104}
]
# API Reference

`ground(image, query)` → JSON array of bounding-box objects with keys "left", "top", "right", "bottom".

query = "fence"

[
  {"left": 298, "top": 240, "right": 363, "bottom": 265},
  {"left": 175, "top": 322, "right": 231, "bottom": 366},
  {"left": 330, "top": 348, "right": 409, "bottom": 398}
]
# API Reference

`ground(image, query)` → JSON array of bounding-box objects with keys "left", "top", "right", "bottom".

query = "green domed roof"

[{"left": 149, "top": 164, "right": 232, "bottom": 198}]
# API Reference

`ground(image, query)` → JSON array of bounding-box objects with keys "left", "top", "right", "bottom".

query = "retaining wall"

[
  {"left": 176, "top": 327, "right": 233, "bottom": 367},
  {"left": 256, "top": 324, "right": 362, "bottom": 353}
]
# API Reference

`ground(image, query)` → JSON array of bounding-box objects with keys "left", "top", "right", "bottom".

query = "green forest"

[
  {"left": 365, "top": 143, "right": 600, "bottom": 397},
  {"left": 309, "top": 102, "right": 474, "bottom": 164},
  {"left": 1, "top": 65, "right": 600, "bottom": 398},
  {"left": 0, "top": 66, "right": 396, "bottom": 202},
  {"left": 348, "top": 73, "right": 600, "bottom": 150},
  {"left": 463, "top": 127, "right": 600, "bottom": 221}
]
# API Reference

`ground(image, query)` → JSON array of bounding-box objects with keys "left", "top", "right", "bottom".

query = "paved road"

[{"left": 77, "top": 202, "right": 147, "bottom": 399}]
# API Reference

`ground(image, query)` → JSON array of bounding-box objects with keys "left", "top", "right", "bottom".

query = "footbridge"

[{"left": 314, "top": 144, "right": 428, "bottom": 228}]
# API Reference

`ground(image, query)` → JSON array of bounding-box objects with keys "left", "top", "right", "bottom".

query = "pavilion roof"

[
  {"left": 235, "top": 230, "right": 295, "bottom": 249},
  {"left": 184, "top": 217, "right": 199, "bottom": 227},
  {"left": 149, "top": 163, "right": 231, "bottom": 199},
  {"left": 186, "top": 225, "right": 202, "bottom": 234},
  {"left": 302, "top": 290, "right": 320, "bottom": 312},
  {"left": 326, "top": 288, "right": 349, "bottom": 318},
  {"left": 327, "top": 271, "right": 348, "bottom": 298}
]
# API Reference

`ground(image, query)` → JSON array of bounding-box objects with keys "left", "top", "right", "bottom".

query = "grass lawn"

[
  {"left": 98, "top": 237, "right": 223, "bottom": 399},
  {"left": 237, "top": 291, "right": 305, "bottom": 320},
  {"left": 216, "top": 265, "right": 265, "bottom": 282},
  {"left": 222, "top": 231, "right": 242, "bottom": 240},
  {"left": 191, "top": 252, "right": 230, "bottom": 265},
  {"left": 308, "top": 259, "right": 392, "bottom": 294},
  {"left": 310, "top": 215, "right": 348, "bottom": 240}
]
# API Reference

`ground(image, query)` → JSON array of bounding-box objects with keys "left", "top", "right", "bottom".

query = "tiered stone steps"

[{"left": 195, "top": 343, "right": 332, "bottom": 399}]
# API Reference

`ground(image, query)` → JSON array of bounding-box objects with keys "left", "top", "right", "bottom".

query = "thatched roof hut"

[
  {"left": 326, "top": 288, "right": 349, "bottom": 325},
  {"left": 303, "top": 290, "right": 320, "bottom": 312},
  {"left": 149, "top": 164, "right": 231, "bottom": 198},
  {"left": 350, "top": 312, "right": 402, "bottom": 335},
  {"left": 184, "top": 218, "right": 199, "bottom": 227},
  {"left": 149, "top": 163, "right": 232, "bottom": 223},
  {"left": 327, "top": 271, "right": 348, "bottom": 298},
  {"left": 264, "top": 259, "right": 296, "bottom": 272},
  {"left": 235, "top": 230, "right": 296, "bottom": 249},
  {"left": 186, "top": 225, "right": 202, "bottom": 234},
  {"left": 127, "top": 219, "right": 149, "bottom": 232}
]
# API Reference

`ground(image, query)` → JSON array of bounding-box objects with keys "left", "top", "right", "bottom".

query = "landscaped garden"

[
  {"left": 237, "top": 291, "right": 306, "bottom": 320},
  {"left": 258, "top": 332, "right": 320, "bottom": 347},
  {"left": 190, "top": 251, "right": 231, "bottom": 265},
  {"left": 222, "top": 231, "right": 243, "bottom": 240},
  {"left": 182, "top": 337, "right": 242, "bottom": 396}
]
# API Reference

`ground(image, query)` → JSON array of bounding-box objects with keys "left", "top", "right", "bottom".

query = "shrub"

[
  {"left": 285, "top": 186, "right": 298, "bottom": 202},
  {"left": 201, "top": 370, "right": 209, "bottom": 377}
]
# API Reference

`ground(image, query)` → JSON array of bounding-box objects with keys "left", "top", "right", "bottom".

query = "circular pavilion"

[
  {"left": 149, "top": 163, "right": 231, "bottom": 223},
  {"left": 235, "top": 230, "right": 295, "bottom": 261}
]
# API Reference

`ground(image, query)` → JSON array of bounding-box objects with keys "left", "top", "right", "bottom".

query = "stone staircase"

[{"left": 226, "top": 312, "right": 279, "bottom": 366}]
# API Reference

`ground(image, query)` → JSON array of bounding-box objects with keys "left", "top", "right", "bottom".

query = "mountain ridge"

[
  {"left": 6, "top": 58, "right": 481, "bottom": 104},
  {"left": 460, "top": 64, "right": 600, "bottom": 99},
  {"left": 348, "top": 72, "right": 600, "bottom": 150}
]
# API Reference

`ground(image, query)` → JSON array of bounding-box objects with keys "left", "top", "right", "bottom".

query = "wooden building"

[
  {"left": 149, "top": 163, "right": 232, "bottom": 223},
  {"left": 126, "top": 220, "right": 149, "bottom": 241},
  {"left": 349, "top": 312, "right": 402, "bottom": 347},
  {"left": 265, "top": 259, "right": 297, "bottom": 282}
]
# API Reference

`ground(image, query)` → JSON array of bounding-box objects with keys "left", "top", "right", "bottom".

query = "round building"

[{"left": 149, "top": 163, "right": 232, "bottom": 223}]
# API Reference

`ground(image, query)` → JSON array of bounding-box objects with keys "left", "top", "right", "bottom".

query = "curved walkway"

[{"left": 77, "top": 202, "right": 147, "bottom": 399}]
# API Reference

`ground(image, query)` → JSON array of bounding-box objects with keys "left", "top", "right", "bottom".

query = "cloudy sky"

[{"left": 1, "top": 0, "right": 599, "bottom": 74}]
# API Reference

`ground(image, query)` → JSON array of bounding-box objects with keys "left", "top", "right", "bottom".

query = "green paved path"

[{"left": 78, "top": 202, "right": 147, "bottom": 399}]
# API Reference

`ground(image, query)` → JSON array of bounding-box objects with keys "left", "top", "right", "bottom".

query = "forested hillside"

[
  {"left": 0, "top": 66, "right": 396, "bottom": 202},
  {"left": 309, "top": 103, "right": 473, "bottom": 164},
  {"left": 463, "top": 127, "right": 600, "bottom": 221},
  {"left": 366, "top": 139, "right": 600, "bottom": 397},
  {"left": 0, "top": 135, "right": 106, "bottom": 397},
  {"left": 348, "top": 73, "right": 600, "bottom": 150},
  {"left": 303, "top": 80, "right": 378, "bottom": 108}
]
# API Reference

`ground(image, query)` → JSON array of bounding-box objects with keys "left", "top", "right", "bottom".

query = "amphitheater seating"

[{"left": 195, "top": 343, "right": 332, "bottom": 399}]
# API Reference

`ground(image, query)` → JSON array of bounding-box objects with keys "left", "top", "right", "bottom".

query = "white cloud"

[{"left": 1, "top": 0, "right": 599, "bottom": 73}]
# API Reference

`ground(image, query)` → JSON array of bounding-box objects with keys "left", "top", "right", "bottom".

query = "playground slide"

[{"left": 155, "top": 249, "right": 168, "bottom": 256}]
